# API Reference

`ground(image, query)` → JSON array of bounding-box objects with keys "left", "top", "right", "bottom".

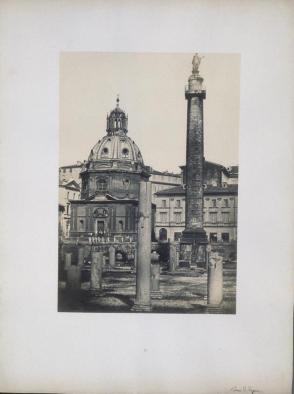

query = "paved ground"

[{"left": 58, "top": 264, "right": 236, "bottom": 314}]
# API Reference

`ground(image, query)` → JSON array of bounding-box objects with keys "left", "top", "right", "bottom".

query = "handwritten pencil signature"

[{"left": 230, "top": 386, "right": 261, "bottom": 394}]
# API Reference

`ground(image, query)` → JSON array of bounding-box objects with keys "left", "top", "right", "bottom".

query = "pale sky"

[{"left": 60, "top": 52, "right": 240, "bottom": 172}]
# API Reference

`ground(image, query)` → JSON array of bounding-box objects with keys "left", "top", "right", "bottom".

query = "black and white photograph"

[{"left": 58, "top": 52, "right": 240, "bottom": 313}]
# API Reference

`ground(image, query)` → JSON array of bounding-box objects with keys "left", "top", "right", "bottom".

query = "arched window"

[
  {"left": 122, "top": 148, "right": 129, "bottom": 158},
  {"left": 96, "top": 178, "right": 107, "bottom": 191},
  {"left": 159, "top": 228, "right": 167, "bottom": 241}
]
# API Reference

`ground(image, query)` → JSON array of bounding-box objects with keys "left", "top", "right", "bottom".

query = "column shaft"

[{"left": 132, "top": 181, "right": 152, "bottom": 311}]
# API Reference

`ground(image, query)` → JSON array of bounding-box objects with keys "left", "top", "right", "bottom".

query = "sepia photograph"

[
  {"left": 1, "top": 1, "right": 293, "bottom": 393},
  {"left": 58, "top": 52, "right": 240, "bottom": 313}
]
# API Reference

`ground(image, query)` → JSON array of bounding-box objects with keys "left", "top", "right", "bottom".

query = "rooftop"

[{"left": 155, "top": 184, "right": 238, "bottom": 196}]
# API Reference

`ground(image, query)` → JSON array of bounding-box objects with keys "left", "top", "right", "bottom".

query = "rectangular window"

[
  {"left": 162, "top": 200, "right": 167, "bottom": 208},
  {"left": 174, "top": 232, "right": 182, "bottom": 241},
  {"left": 210, "top": 233, "right": 218, "bottom": 242},
  {"left": 78, "top": 219, "right": 85, "bottom": 232},
  {"left": 222, "top": 212, "right": 230, "bottom": 223},
  {"left": 96, "top": 220, "right": 105, "bottom": 233},
  {"left": 222, "top": 233, "right": 230, "bottom": 242},
  {"left": 223, "top": 199, "right": 229, "bottom": 208},
  {"left": 97, "top": 178, "right": 107, "bottom": 191},
  {"left": 209, "top": 212, "right": 217, "bottom": 223},
  {"left": 160, "top": 212, "right": 167, "bottom": 222},
  {"left": 174, "top": 212, "right": 181, "bottom": 224},
  {"left": 211, "top": 199, "right": 217, "bottom": 208},
  {"left": 176, "top": 200, "right": 181, "bottom": 208}
]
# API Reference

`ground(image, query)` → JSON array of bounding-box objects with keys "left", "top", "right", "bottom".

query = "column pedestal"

[{"left": 180, "top": 228, "right": 207, "bottom": 268}]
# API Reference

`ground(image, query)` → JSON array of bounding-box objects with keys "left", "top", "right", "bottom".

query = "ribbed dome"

[{"left": 88, "top": 134, "right": 144, "bottom": 164}]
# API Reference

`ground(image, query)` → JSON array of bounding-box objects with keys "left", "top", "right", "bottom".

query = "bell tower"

[{"left": 180, "top": 54, "right": 208, "bottom": 267}]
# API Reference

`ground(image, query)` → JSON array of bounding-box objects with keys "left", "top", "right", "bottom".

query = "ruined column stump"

[
  {"left": 66, "top": 266, "right": 81, "bottom": 290},
  {"left": 64, "top": 252, "right": 72, "bottom": 271},
  {"left": 151, "top": 263, "right": 162, "bottom": 299},
  {"left": 78, "top": 246, "right": 85, "bottom": 267},
  {"left": 109, "top": 245, "right": 116, "bottom": 268},
  {"left": 207, "top": 252, "right": 223, "bottom": 307},
  {"left": 90, "top": 251, "right": 103, "bottom": 296},
  {"left": 169, "top": 242, "right": 178, "bottom": 272}
]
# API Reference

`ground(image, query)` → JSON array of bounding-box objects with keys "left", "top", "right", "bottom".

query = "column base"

[
  {"left": 206, "top": 301, "right": 224, "bottom": 313},
  {"left": 181, "top": 228, "right": 208, "bottom": 244},
  {"left": 180, "top": 228, "right": 208, "bottom": 267},
  {"left": 89, "top": 288, "right": 103, "bottom": 297},
  {"left": 131, "top": 303, "right": 152, "bottom": 312},
  {"left": 207, "top": 298, "right": 223, "bottom": 307}
]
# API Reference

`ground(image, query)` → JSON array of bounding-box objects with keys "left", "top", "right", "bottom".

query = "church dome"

[
  {"left": 88, "top": 134, "right": 144, "bottom": 164},
  {"left": 80, "top": 98, "right": 149, "bottom": 201},
  {"left": 87, "top": 98, "right": 144, "bottom": 165}
]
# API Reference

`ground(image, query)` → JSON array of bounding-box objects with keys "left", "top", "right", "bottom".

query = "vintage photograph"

[{"left": 58, "top": 52, "right": 240, "bottom": 313}]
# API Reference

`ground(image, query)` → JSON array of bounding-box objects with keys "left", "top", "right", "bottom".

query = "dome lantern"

[{"left": 106, "top": 96, "right": 128, "bottom": 136}]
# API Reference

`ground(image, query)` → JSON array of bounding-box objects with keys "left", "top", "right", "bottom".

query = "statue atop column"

[{"left": 192, "top": 53, "right": 204, "bottom": 75}]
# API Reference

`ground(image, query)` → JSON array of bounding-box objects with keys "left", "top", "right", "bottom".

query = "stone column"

[
  {"left": 180, "top": 54, "right": 208, "bottom": 267},
  {"left": 207, "top": 252, "right": 223, "bottom": 306},
  {"left": 169, "top": 242, "right": 178, "bottom": 272},
  {"left": 78, "top": 246, "right": 85, "bottom": 267},
  {"left": 67, "top": 266, "right": 81, "bottom": 290},
  {"left": 132, "top": 181, "right": 152, "bottom": 312},
  {"left": 109, "top": 245, "right": 116, "bottom": 268},
  {"left": 90, "top": 251, "right": 103, "bottom": 295},
  {"left": 133, "top": 247, "right": 137, "bottom": 273},
  {"left": 84, "top": 245, "right": 91, "bottom": 259},
  {"left": 64, "top": 253, "right": 72, "bottom": 270}
]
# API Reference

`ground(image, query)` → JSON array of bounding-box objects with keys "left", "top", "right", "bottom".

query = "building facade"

[
  {"left": 58, "top": 179, "right": 80, "bottom": 237},
  {"left": 154, "top": 161, "right": 238, "bottom": 244},
  {"left": 59, "top": 158, "right": 238, "bottom": 244},
  {"left": 59, "top": 162, "right": 83, "bottom": 186},
  {"left": 155, "top": 184, "right": 238, "bottom": 244}
]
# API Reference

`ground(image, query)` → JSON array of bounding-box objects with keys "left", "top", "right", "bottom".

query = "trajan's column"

[{"left": 180, "top": 53, "right": 208, "bottom": 267}]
